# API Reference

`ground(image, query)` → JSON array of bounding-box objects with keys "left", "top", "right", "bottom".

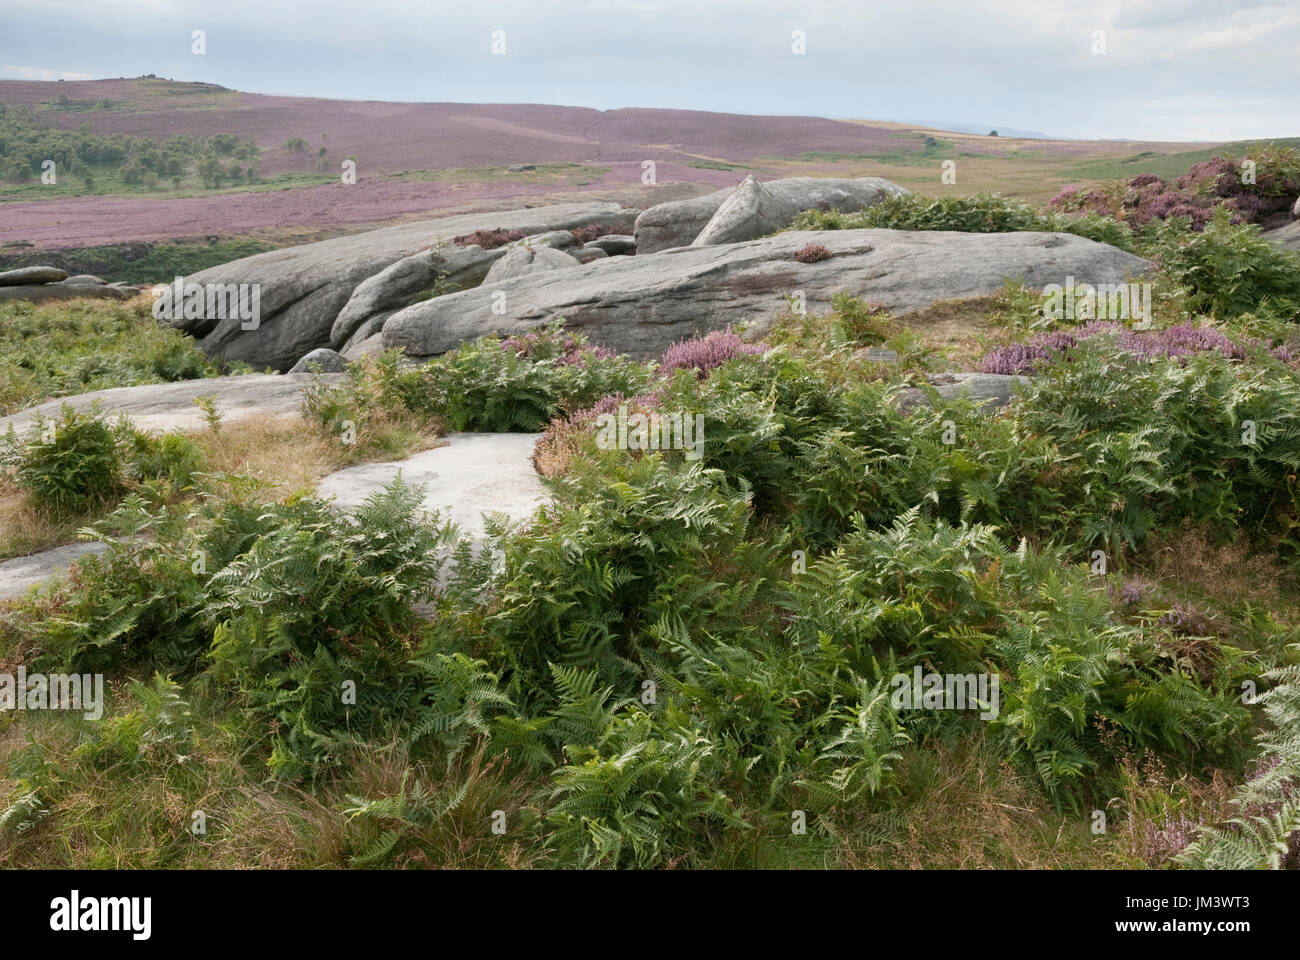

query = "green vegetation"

[
  {"left": 0, "top": 102, "right": 260, "bottom": 194},
  {"left": 0, "top": 298, "right": 223, "bottom": 416},
  {"left": 2, "top": 186, "right": 1299, "bottom": 871},
  {"left": 1063, "top": 138, "right": 1300, "bottom": 183},
  {"left": 787, "top": 191, "right": 1137, "bottom": 250},
  {"left": 0, "top": 238, "right": 278, "bottom": 285}
]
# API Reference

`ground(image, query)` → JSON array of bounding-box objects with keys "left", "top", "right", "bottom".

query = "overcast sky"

[{"left": 1, "top": 0, "right": 1296, "bottom": 141}]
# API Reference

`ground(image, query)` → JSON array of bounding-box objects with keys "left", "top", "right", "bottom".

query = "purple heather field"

[{"left": 0, "top": 78, "right": 1218, "bottom": 249}]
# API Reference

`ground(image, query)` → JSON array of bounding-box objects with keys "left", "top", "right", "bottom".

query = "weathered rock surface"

[
  {"left": 175, "top": 202, "right": 637, "bottom": 372},
  {"left": 0, "top": 266, "right": 67, "bottom": 286},
  {"left": 341, "top": 331, "right": 387, "bottom": 362},
  {"left": 0, "top": 373, "right": 344, "bottom": 437},
  {"left": 290, "top": 348, "right": 348, "bottom": 373},
  {"left": 586, "top": 234, "right": 636, "bottom": 256},
  {"left": 522, "top": 230, "right": 578, "bottom": 250},
  {"left": 384, "top": 228, "right": 1151, "bottom": 359},
  {"left": 0, "top": 542, "right": 110, "bottom": 601},
  {"left": 1263, "top": 219, "right": 1300, "bottom": 251},
  {"left": 570, "top": 246, "right": 609, "bottom": 264},
  {"left": 893, "top": 373, "right": 1031, "bottom": 414},
  {"left": 633, "top": 177, "right": 908, "bottom": 253},
  {"left": 482, "top": 245, "right": 581, "bottom": 284},
  {"left": 339, "top": 311, "right": 393, "bottom": 356},
  {"left": 692, "top": 174, "right": 784, "bottom": 246},
  {"left": 0, "top": 283, "right": 135, "bottom": 304},
  {"left": 329, "top": 245, "right": 506, "bottom": 348},
  {"left": 61, "top": 274, "right": 108, "bottom": 286},
  {"left": 316, "top": 432, "right": 546, "bottom": 542}
]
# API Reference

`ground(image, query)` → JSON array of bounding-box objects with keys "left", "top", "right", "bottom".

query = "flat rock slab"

[
  {"left": 179, "top": 202, "right": 637, "bottom": 372},
  {"left": 894, "top": 373, "right": 1031, "bottom": 414},
  {"left": 0, "top": 542, "right": 109, "bottom": 601},
  {"left": 316, "top": 432, "right": 546, "bottom": 541},
  {"left": 0, "top": 284, "right": 135, "bottom": 304},
  {"left": 1263, "top": 220, "right": 1300, "bottom": 251},
  {"left": 0, "top": 266, "right": 68, "bottom": 286},
  {"left": 0, "top": 373, "right": 344, "bottom": 437},
  {"left": 384, "top": 228, "right": 1151, "bottom": 360}
]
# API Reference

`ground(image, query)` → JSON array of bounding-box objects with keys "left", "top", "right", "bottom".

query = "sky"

[{"left": 1, "top": 0, "right": 1297, "bottom": 141}]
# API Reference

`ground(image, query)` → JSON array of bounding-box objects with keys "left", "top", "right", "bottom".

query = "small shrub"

[
  {"left": 793, "top": 242, "right": 832, "bottom": 263},
  {"left": 451, "top": 228, "right": 526, "bottom": 250},
  {"left": 1144, "top": 208, "right": 1300, "bottom": 319},
  {"left": 16, "top": 407, "right": 123, "bottom": 516},
  {"left": 660, "top": 328, "right": 768, "bottom": 378},
  {"left": 569, "top": 223, "right": 615, "bottom": 245}
]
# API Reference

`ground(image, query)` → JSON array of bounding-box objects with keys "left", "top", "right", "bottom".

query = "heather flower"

[
  {"left": 660, "top": 328, "right": 768, "bottom": 378},
  {"left": 453, "top": 228, "right": 526, "bottom": 250},
  {"left": 793, "top": 242, "right": 832, "bottom": 263},
  {"left": 980, "top": 321, "right": 1264, "bottom": 374},
  {"left": 570, "top": 223, "right": 615, "bottom": 244}
]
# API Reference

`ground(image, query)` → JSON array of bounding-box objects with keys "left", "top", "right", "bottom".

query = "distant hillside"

[{"left": 0, "top": 77, "right": 1249, "bottom": 257}]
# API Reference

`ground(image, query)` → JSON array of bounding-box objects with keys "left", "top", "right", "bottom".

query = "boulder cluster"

[
  {"left": 10, "top": 175, "right": 1161, "bottom": 373},
  {"left": 0, "top": 266, "right": 140, "bottom": 303}
]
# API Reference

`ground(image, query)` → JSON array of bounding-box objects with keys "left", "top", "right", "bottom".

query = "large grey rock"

[
  {"left": 329, "top": 245, "right": 505, "bottom": 348},
  {"left": 0, "top": 542, "right": 110, "bottom": 601},
  {"left": 316, "top": 432, "right": 546, "bottom": 542},
  {"left": 692, "top": 175, "right": 784, "bottom": 246},
  {"left": 0, "top": 284, "right": 134, "bottom": 304},
  {"left": 634, "top": 176, "right": 908, "bottom": 253},
  {"left": 586, "top": 234, "right": 636, "bottom": 256},
  {"left": 1263, "top": 219, "right": 1300, "bottom": 252},
  {"left": 61, "top": 274, "right": 108, "bottom": 286},
  {"left": 290, "top": 348, "right": 348, "bottom": 373},
  {"left": 482, "top": 245, "right": 581, "bottom": 284},
  {"left": 385, "top": 228, "right": 1151, "bottom": 360},
  {"left": 1293, "top": 195, "right": 1300, "bottom": 219},
  {"left": 176, "top": 202, "right": 637, "bottom": 372},
  {"left": 0, "top": 373, "right": 344, "bottom": 437},
  {"left": 893, "top": 373, "right": 1030, "bottom": 415},
  {"left": 0, "top": 266, "right": 67, "bottom": 286}
]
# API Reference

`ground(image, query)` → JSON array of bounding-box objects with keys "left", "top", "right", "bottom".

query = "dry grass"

[
  {"left": 895, "top": 294, "right": 1005, "bottom": 368},
  {"left": 1129, "top": 523, "right": 1300, "bottom": 627},
  {"left": 838, "top": 734, "right": 1108, "bottom": 869},
  {"left": 0, "top": 413, "right": 442, "bottom": 563},
  {"left": 192, "top": 414, "right": 353, "bottom": 497},
  {"left": 0, "top": 692, "right": 546, "bottom": 869},
  {"left": 532, "top": 418, "right": 590, "bottom": 479}
]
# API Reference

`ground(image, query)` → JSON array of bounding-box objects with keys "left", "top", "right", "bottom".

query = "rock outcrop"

[
  {"left": 329, "top": 244, "right": 507, "bottom": 348},
  {"left": 481, "top": 245, "right": 581, "bottom": 284},
  {"left": 633, "top": 176, "right": 907, "bottom": 253},
  {"left": 174, "top": 202, "right": 637, "bottom": 372},
  {"left": 384, "top": 228, "right": 1151, "bottom": 359},
  {"left": 0, "top": 266, "right": 68, "bottom": 285},
  {"left": 289, "top": 348, "right": 348, "bottom": 373},
  {"left": 692, "top": 175, "right": 785, "bottom": 246}
]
